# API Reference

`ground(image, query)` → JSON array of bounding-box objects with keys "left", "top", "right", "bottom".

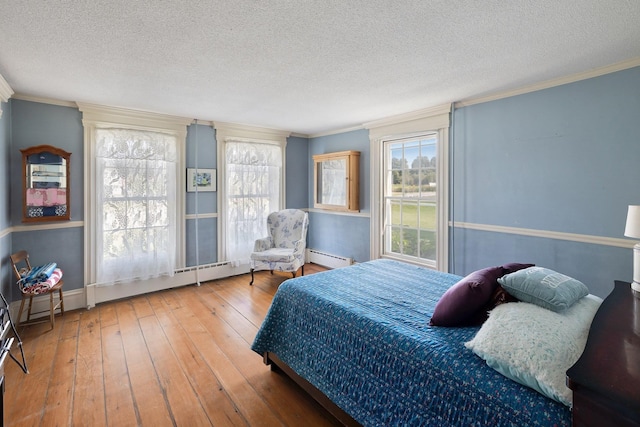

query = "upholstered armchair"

[{"left": 249, "top": 209, "right": 309, "bottom": 285}]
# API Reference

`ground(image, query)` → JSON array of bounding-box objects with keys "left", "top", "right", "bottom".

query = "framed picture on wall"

[{"left": 187, "top": 168, "right": 216, "bottom": 192}]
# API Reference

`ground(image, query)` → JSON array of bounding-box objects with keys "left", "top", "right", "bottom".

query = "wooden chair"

[{"left": 10, "top": 250, "right": 64, "bottom": 329}]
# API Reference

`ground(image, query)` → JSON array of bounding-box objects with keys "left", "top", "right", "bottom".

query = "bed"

[{"left": 251, "top": 259, "right": 592, "bottom": 426}]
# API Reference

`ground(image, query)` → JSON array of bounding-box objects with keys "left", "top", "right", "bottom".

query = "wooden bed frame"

[{"left": 263, "top": 351, "right": 360, "bottom": 426}]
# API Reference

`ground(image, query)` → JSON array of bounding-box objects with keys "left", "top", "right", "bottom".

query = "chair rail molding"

[{"left": 451, "top": 221, "right": 635, "bottom": 248}]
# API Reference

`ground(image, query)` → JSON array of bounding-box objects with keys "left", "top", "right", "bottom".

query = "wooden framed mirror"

[{"left": 20, "top": 145, "right": 71, "bottom": 222}]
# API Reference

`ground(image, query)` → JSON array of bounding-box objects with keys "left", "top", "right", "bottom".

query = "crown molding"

[
  {"left": 0, "top": 73, "right": 14, "bottom": 118},
  {"left": 363, "top": 104, "right": 452, "bottom": 130},
  {"left": 12, "top": 92, "right": 76, "bottom": 108},
  {"left": 0, "top": 73, "right": 13, "bottom": 103},
  {"left": 307, "top": 104, "right": 453, "bottom": 139},
  {"left": 307, "top": 124, "right": 364, "bottom": 139},
  {"left": 365, "top": 103, "right": 452, "bottom": 141},
  {"left": 455, "top": 57, "right": 640, "bottom": 108},
  {"left": 289, "top": 131, "right": 311, "bottom": 139},
  {"left": 78, "top": 102, "right": 193, "bottom": 132},
  {"left": 213, "top": 121, "right": 291, "bottom": 141},
  {"left": 191, "top": 119, "right": 215, "bottom": 127}
]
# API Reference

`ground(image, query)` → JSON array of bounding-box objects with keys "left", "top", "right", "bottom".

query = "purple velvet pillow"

[
  {"left": 429, "top": 263, "right": 535, "bottom": 327},
  {"left": 502, "top": 262, "right": 534, "bottom": 274},
  {"left": 430, "top": 266, "right": 505, "bottom": 326}
]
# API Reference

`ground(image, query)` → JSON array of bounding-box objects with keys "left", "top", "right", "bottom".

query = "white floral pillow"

[{"left": 465, "top": 295, "right": 601, "bottom": 406}]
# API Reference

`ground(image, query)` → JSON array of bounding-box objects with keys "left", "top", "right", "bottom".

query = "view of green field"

[
  {"left": 389, "top": 201, "right": 437, "bottom": 259},
  {"left": 390, "top": 201, "right": 436, "bottom": 229}
]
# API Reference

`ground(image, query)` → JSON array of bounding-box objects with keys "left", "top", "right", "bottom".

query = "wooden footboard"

[{"left": 263, "top": 352, "right": 361, "bottom": 427}]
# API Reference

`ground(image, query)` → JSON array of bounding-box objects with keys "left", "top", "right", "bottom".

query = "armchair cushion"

[{"left": 251, "top": 248, "right": 297, "bottom": 263}]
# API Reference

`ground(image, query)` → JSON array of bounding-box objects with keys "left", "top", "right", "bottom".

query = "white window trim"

[
  {"left": 214, "top": 121, "right": 290, "bottom": 265},
  {"left": 78, "top": 103, "right": 191, "bottom": 303},
  {"left": 365, "top": 104, "right": 451, "bottom": 271}
]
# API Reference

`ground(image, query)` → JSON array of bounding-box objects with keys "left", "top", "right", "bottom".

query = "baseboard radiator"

[
  {"left": 306, "top": 249, "right": 353, "bottom": 269},
  {"left": 86, "top": 261, "right": 245, "bottom": 308}
]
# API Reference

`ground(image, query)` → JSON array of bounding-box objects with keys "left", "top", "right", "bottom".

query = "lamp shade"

[{"left": 624, "top": 205, "right": 640, "bottom": 239}]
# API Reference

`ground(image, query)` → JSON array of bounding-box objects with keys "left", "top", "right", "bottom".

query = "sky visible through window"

[{"left": 401, "top": 138, "right": 436, "bottom": 166}]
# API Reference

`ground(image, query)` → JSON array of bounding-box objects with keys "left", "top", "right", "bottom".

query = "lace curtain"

[
  {"left": 95, "top": 128, "right": 178, "bottom": 285},
  {"left": 225, "top": 141, "right": 282, "bottom": 265}
]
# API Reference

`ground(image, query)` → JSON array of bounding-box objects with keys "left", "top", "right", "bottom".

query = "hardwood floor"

[{"left": 4, "top": 264, "right": 342, "bottom": 427}]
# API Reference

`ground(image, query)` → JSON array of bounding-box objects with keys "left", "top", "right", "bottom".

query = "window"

[
  {"left": 225, "top": 140, "right": 283, "bottom": 264},
  {"left": 215, "top": 123, "right": 289, "bottom": 267},
  {"left": 79, "top": 103, "right": 190, "bottom": 305},
  {"left": 367, "top": 104, "right": 450, "bottom": 271},
  {"left": 95, "top": 128, "right": 178, "bottom": 283},
  {"left": 384, "top": 135, "right": 437, "bottom": 265}
]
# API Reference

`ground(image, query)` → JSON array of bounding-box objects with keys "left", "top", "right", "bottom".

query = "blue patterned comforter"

[{"left": 252, "top": 259, "right": 571, "bottom": 426}]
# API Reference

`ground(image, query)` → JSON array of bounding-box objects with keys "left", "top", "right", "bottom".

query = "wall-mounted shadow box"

[{"left": 20, "top": 145, "right": 71, "bottom": 223}]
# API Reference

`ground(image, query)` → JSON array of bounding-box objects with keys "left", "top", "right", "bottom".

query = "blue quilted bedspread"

[{"left": 252, "top": 259, "right": 571, "bottom": 427}]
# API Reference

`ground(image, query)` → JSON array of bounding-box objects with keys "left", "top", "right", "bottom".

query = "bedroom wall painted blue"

[
  {"left": 185, "top": 123, "right": 218, "bottom": 265},
  {"left": 13, "top": 226, "right": 84, "bottom": 299},
  {"left": 451, "top": 66, "right": 640, "bottom": 298},
  {"left": 1, "top": 101, "right": 10, "bottom": 230},
  {"left": 185, "top": 123, "right": 217, "bottom": 215},
  {"left": 308, "top": 129, "right": 371, "bottom": 262},
  {"left": 10, "top": 100, "right": 84, "bottom": 223},
  {"left": 451, "top": 228, "right": 630, "bottom": 298},
  {"left": 185, "top": 217, "right": 217, "bottom": 266},
  {"left": 307, "top": 211, "right": 370, "bottom": 264},
  {"left": 285, "top": 136, "right": 309, "bottom": 209},
  {"left": 1, "top": 235, "right": 11, "bottom": 302},
  {"left": 309, "top": 129, "right": 371, "bottom": 213},
  {"left": 9, "top": 100, "right": 85, "bottom": 296},
  {"left": 1, "top": 101, "right": 12, "bottom": 300}
]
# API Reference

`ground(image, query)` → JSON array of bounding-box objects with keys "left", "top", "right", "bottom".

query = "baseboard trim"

[{"left": 8, "top": 288, "right": 86, "bottom": 325}]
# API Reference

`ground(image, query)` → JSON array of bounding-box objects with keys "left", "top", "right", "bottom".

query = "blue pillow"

[{"left": 498, "top": 267, "right": 588, "bottom": 312}]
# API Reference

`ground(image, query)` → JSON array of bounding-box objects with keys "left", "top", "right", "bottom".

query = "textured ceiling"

[{"left": 1, "top": 1, "right": 640, "bottom": 135}]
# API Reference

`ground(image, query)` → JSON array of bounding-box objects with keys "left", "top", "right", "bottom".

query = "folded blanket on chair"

[
  {"left": 18, "top": 262, "right": 57, "bottom": 287},
  {"left": 21, "top": 267, "right": 63, "bottom": 295}
]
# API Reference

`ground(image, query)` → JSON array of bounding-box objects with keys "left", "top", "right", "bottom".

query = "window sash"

[
  {"left": 382, "top": 134, "right": 439, "bottom": 267},
  {"left": 94, "top": 128, "right": 179, "bottom": 285},
  {"left": 224, "top": 140, "right": 283, "bottom": 265}
]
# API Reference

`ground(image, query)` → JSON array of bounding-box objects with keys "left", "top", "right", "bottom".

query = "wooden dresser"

[{"left": 566, "top": 281, "right": 640, "bottom": 427}]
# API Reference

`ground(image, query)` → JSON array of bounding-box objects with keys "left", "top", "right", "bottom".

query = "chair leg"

[
  {"left": 249, "top": 269, "right": 254, "bottom": 286},
  {"left": 291, "top": 265, "right": 304, "bottom": 279},
  {"left": 49, "top": 292, "right": 55, "bottom": 329},
  {"left": 17, "top": 297, "right": 26, "bottom": 326},
  {"left": 58, "top": 288, "right": 65, "bottom": 315},
  {"left": 26, "top": 295, "right": 34, "bottom": 322}
]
